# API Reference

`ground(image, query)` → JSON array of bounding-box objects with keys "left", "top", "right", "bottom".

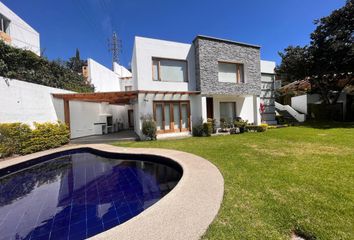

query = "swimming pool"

[{"left": 0, "top": 148, "right": 182, "bottom": 240}]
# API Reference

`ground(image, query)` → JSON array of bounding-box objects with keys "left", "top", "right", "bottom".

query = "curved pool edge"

[{"left": 0, "top": 144, "right": 224, "bottom": 240}]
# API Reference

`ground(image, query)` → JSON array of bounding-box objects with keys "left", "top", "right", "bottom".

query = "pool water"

[{"left": 0, "top": 150, "right": 182, "bottom": 240}]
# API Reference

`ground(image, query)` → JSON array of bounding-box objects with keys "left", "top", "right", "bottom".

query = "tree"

[
  {"left": 66, "top": 48, "right": 86, "bottom": 73},
  {"left": 276, "top": 0, "right": 354, "bottom": 104}
]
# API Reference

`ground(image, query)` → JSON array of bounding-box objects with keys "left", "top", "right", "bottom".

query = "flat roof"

[{"left": 193, "top": 35, "right": 261, "bottom": 49}]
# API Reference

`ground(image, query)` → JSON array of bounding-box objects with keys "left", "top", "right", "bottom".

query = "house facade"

[
  {"left": 50, "top": 35, "right": 276, "bottom": 139},
  {"left": 130, "top": 36, "right": 276, "bottom": 138},
  {"left": 0, "top": 2, "right": 40, "bottom": 55}
]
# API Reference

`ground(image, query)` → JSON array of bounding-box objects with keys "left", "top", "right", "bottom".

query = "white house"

[
  {"left": 0, "top": 2, "right": 40, "bottom": 55},
  {"left": 53, "top": 35, "right": 277, "bottom": 139}
]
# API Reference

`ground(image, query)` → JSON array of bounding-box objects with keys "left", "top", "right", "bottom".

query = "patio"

[{"left": 70, "top": 130, "right": 138, "bottom": 144}]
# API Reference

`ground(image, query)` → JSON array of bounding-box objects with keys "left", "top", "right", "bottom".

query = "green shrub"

[
  {"left": 245, "top": 124, "right": 268, "bottom": 132},
  {"left": 0, "top": 123, "right": 31, "bottom": 157},
  {"left": 207, "top": 118, "right": 216, "bottom": 133},
  {"left": 0, "top": 41, "right": 93, "bottom": 92},
  {"left": 141, "top": 117, "right": 157, "bottom": 140},
  {"left": 0, "top": 122, "right": 70, "bottom": 158},
  {"left": 202, "top": 122, "right": 212, "bottom": 136},
  {"left": 21, "top": 122, "right": 70, "bottom": 155},
  {"left": 192, "top": 124, "right": 204, "bottom": 137}
]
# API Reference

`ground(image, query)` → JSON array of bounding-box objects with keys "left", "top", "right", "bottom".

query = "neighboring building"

[
  {"left": 53, "top": 35, "right": 277, "bottom": 139},
  {"left": 260, "top": 60, "right": 277, "bottom": 124},
  {"left": 0, "top": 2, "right": 40, "bottom": 55}
]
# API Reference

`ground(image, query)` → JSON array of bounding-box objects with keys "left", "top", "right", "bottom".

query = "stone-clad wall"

[{"left": 194, "top": 37, "right": 261, "bottom": 95}]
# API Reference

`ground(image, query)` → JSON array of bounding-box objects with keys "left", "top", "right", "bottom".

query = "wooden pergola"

[{"left": 52, "top": 90, "right": 200, "bottom": 129}]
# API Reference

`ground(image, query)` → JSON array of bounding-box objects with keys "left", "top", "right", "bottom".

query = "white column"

[
  {"left": 253, "top": 95, "right": 261, "bottom": 125},
  {"left": 201, "top": 96, "right": 207, "bottom": 122}
]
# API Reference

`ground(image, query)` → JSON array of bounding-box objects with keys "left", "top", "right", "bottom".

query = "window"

[
  {"left": 153, "top": 101, "right": 190, "bottom": 133},
  {"left": 125, "top": 86, "right": 132, "bottom": 91},
  {"left": 152, "top": 58, "right": 188, "bottom": 82},
  {"left": 220, "top": 102, "right": 236, "bottom": 122},
  {"left": 218, "top": 62, "right": 244, "bottom": 83},
  {"left": 0, "top": 14, "right": 10, "bottom": 33}
]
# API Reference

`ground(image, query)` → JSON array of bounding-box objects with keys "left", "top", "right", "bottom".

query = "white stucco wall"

[
  {"left": 131, "top": 36, "right": 196, "bottom": 92},
  {"left": 87, "top": 58, "right": 120, "bottom": 92},
  {"left": 211, "top": 95, "right": 260, "bottom": 126},
  {"left": 0, "top": 2, "right": 40, "bottom": 55},
  {"left": 260, "top": 60, "right": 276, "bottom": 74},
  {"left": 69, "top": 101, "right": 130, "bottom": 139},
  {"left": 0, "top": 77, "right": 72, "bottom": 126}
]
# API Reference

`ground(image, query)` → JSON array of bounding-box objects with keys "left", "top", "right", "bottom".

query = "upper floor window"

[
  {"left": 152, "top": 58, "right": 188, "bottom": 82},
  {"left": 218, "top": 62, "right": 244, "bottom": 83},
  {"left": 125, "top": 86, "right": 132, "bottom": 91},
  {"left": 0, "top": 14, "right": 10, "bottom": 33}
]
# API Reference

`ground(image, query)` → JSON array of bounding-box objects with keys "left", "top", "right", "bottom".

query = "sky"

[{"left": 2, "top": 0, "right": 345, "bottom": 69}]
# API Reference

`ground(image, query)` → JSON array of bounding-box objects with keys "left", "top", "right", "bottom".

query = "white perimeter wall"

[
  {"left": 0, "top": 2, "right": 40, "bottom": 55},
  {"left": 0, "top": 77, "right": 72, "bottom": 126},
  {"left": 131, "top": 36, "right": 196, "bottom": 91},
  {"left": 291, "top": 93, "right": 347, "bottom": 116},
  {"left": 87, "top": 58, "right": 120, "bottom": 92}
]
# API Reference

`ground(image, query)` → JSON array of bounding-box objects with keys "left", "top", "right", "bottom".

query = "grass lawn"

[{"left": 112, "top": 123, "right": 354, "bottom": 240}]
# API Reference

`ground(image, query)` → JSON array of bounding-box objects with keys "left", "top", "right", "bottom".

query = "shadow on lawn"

[{"left": 300, "top": 120, "right": 354, "bottom": 129}]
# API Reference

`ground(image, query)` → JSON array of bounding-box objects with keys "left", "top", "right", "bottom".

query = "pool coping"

[{"left": 0, "top": 144, "right": 224, "bottom": 240}]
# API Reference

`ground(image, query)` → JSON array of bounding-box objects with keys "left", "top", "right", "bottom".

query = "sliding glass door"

[{"left": 153, "top": 101, "right": 190, "bottom": 134}]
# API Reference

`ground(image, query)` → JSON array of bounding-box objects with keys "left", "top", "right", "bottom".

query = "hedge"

[
  {"left": 0, "top": 41, "right": 93, "bottom": 92},
  {"left": 0, "top": 122, "right": 70, "bottom": 158},
  {"left": 245, "top": 124, "right": 268, "bottom": 132}
]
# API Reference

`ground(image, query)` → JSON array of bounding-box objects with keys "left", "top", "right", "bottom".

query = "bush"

[
  {"left": 0, "top": 123, "right": 31, "bottom": 157},
  {"left": 207, "top": 118, "right": 216, "bottom": 133},
  {"left": 202, "top": 122, "right": 212, "bottom": 136},
  {"left": 193, "top": 118, "right": 212, "bottom": 137},
  {"left": 0, "top": 122, "right": 70, "bottom": 158},
  {"left": 245, "top": 124, "right": 268, "bottom": 132},
  {"left": 192, "top": 124, "right": 204, "bottom": 137},
  {"left": 21, "top": 122, "right": 70, "bottom": 155},
  {"left": 141, "top": 116, "right": 157, "bottom": 140}
]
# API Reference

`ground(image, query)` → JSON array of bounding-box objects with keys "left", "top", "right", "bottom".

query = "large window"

[
  {"left": 218, "top": 62, "right": 244, "bottom": 83},
  {"left": 153, "top": 101, "right": 190, "bottom": 133},
  {"left": 152, "top": 58, "right": 188, "bottom": 82},
  {"left": 220, "top": 102, "right": 236, "bottom": 122},
  {"left": 0, "top": 14, "right": 10, "bottom": 33}
]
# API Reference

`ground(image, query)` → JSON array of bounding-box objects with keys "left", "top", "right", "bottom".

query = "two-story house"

[
  {"left": 53, "top": 35, "right": 276, "bottom": 139},
  {"left": 131, "top": 36, "right": 276, "bottom": 138}
]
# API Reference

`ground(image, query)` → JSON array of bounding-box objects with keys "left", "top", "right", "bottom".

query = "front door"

[
  {"left": 128, "top": 109, "right": 134, "bottom": 129},
  {"left": 206, "top": 97, "right": 214, "bottom": 119}
]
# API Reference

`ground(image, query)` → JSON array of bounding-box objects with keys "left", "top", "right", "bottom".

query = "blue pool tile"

[
  {"left": 0, "top": 151, "right": 181, "bottom": 240},
  {"left": 50, "top": 228, "right": 69, "bottom": 240},
  {"left": 30, "top": 233, "right": 50, "bottom": 240},
  {"left": 103, "top": 218, "right": 119, "bottom": 231},
  {"left": 69, "top": 220, "right": 86, "bottom": 233},
  {"left": 87, "top": 224, "right": 104, "bottom": 237},
  {"left": 86, "top": 217, "right": 102, "bottom": 228}
]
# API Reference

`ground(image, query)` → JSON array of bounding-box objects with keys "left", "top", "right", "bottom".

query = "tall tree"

[
  {"left": 66, "top": 48, "right": 86, "bottom": 73},
  {"left": 276, "top": 0, "right": 354, "bottom": 104}
]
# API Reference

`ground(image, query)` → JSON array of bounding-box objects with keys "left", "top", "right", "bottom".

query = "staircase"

[{"left": 275, "top": 102, "right": 306, "bottom": 123}]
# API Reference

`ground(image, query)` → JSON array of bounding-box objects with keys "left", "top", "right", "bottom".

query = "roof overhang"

[{"left": 52, "top": 90, "right": 200, "bottom": 105}]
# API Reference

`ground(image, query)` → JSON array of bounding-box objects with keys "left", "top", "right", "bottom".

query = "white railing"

[{"left": 275, "top": 102, "right": 306, "bottom": 122}]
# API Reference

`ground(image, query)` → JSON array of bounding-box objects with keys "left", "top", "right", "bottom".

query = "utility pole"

[{"left": 108, "top": 32, "right": 122, "bottom": 69}]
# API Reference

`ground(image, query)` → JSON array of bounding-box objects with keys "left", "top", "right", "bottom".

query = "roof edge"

[{"left": 193, "top": 35, "right": 261, "bottom": 49}]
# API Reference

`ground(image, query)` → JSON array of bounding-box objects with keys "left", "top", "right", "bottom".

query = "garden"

[{"left": 113, "top": 122, "right": 354, "bottom": 240}]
